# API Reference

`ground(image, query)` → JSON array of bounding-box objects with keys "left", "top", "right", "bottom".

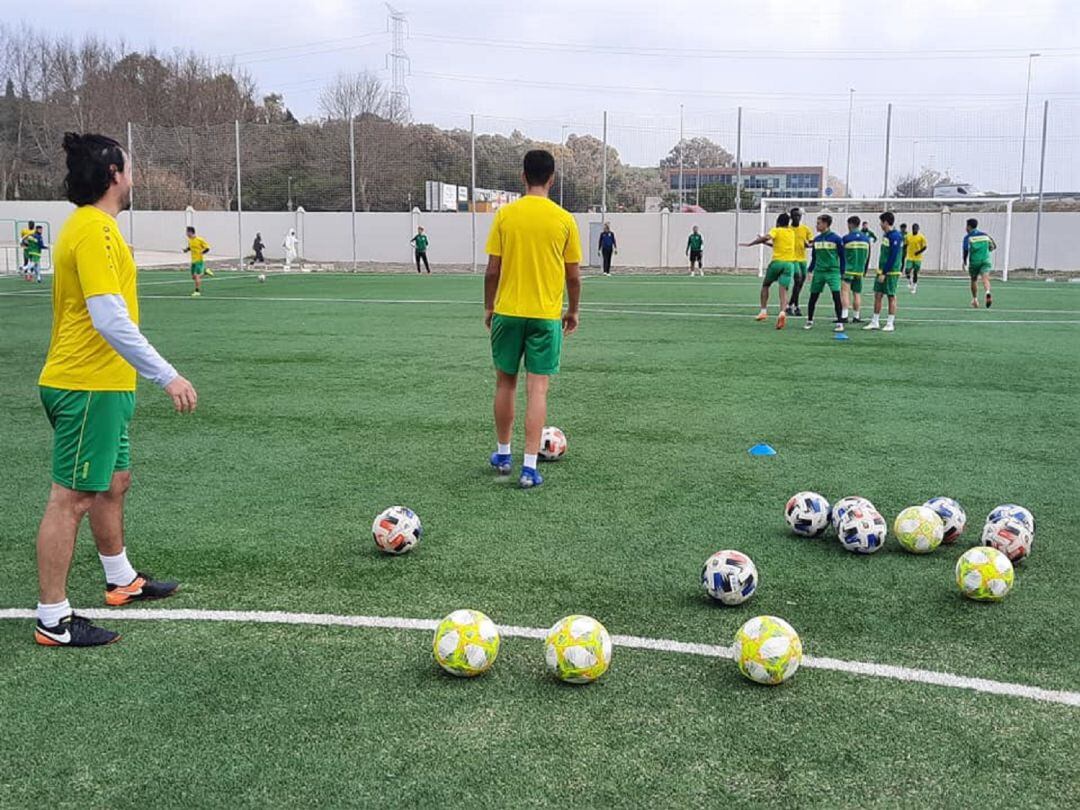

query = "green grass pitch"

[{"left": 1, "top": 271, "right": 1079, "bottom": 807}]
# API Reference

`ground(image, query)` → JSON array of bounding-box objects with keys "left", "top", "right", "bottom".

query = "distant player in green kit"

[
  {"left": 963, "top": 218, "right": 996, "bottom": 308},
  {"left": 841, "top": 215, "right": 871, "bottom": 323},
  {"left": 686, "top": 226, "right": 704, "bottom": 276},
  {"left": 803, "top": 214, "right": 846, "bottom": 332},
  {"left": 863, "top": 211, "right": 905, "bottom": 332},
  {"left": 410, "top": 226, "right": 431, "bottom": 273}
]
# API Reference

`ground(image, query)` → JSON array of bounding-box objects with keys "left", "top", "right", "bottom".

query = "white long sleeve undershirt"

[{"left": 86, "top": 294, "right": 178, "bottom": 388}]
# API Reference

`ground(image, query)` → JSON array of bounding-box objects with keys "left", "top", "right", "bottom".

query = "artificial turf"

[{"left": 1, "top": 271, "right": 1078, "bottom": 807}]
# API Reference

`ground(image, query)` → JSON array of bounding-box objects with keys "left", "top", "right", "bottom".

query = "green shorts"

[
  {"left": 844, "top": 273, "right": 864, "bottom": 293},
  {"left": 191, "top": 260, "right": 205, "bottom": 276},
  {"left": 794, "top": 261, "right": 808, "bottom": 279},
  {"left": 764, "top": 260, "right": 795, "bottom": 288},
  {"left": 873, "top": 273, "right": 901, "bottom": 296},
  {"left": 969, "top": 262, "right": 992, "bottom": 279},
  {"left": 491, "top": 314, "right": 563, "bottom": 376},
  {"left": 40, "top": 387, "right": 135, "bottom": 492},
  {"left": 810, "top": 270, "right": 842, "bottom": 294},
  {"left": 905, "top": 260, "right": 922, "bottom": 272}
]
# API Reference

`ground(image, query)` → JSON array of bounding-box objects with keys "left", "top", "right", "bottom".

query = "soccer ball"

[
  {"left": 956, "top": 546, "right": 1014, "bottom": 601},
  {"left": 785, "top": 491, "right": 831, "bottom": 537},
  {"left": 981, "top": 517, "right": 1034, "bottom": 564},
  {"left": 432, "top": 609, "right": 500, "bottom": 677},
  {"left": 923, "top": 497, "right": 967, "bottom": 544},
  {"left": 831, "top": 496, "right": 873, "bottom": 532},
  {"left": 371, "top": 506, "right": 422, "bottom": 554},
  {"left": 257, "top": 273, "right": 267, "bottom": 283},
  {"left": 539, "top": 426, "right": 567, "bottom": 461},
  {"left": 893, "top": 505, "right": 945, "bottom": 554},
  {"left": 544, "top": 615, "right": 612, "bottom": 684},
  {"left": 733, "top": 615, "right": 802, "bottom": 685},
  {"left": 836, "top": 504, "right": 887, "bottom": 554},
  {"left": 986, "top": 504, "right": 1035, "bottom": 535},
  {"left": 701, "top": 550, "right": 758, "bottom": 605}
]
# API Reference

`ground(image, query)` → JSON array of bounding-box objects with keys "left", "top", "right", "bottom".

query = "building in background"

[{"left": 665, "top": 162, "right": 826, "bottom": 206}]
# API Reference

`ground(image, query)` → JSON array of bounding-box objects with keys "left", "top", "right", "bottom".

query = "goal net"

[{"left": 758, "top": 197, "right": 1017, "bottom": 280}]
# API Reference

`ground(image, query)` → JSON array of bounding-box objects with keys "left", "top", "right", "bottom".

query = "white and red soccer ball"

[{"left": 539, "top": 426, "right": 567, "bottom": 461}]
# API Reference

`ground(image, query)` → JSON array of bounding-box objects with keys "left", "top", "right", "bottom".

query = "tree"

[
  {"left": 894, "top": 167, "right": 951, "bottom": 198},
  {"left": 318, "top": 71, "right": 395, "bottom": 123},
  {"left": 660, "top": 136, "right": 734, "bottom": 170},
  {"left": 698, "top": 183, "right": 754, "bottom": 212}
]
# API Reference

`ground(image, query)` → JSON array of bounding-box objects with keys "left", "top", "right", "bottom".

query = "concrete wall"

[{"left": 0, "top": 201, "right": 1074, "bottom": 272}]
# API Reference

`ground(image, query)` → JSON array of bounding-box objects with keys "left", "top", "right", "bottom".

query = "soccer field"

[{"left": 2, "top": 271, "right": 1079, "bottom": 808}]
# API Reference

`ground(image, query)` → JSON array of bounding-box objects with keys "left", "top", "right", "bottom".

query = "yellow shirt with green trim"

[
  {"left": 39, "top": 206, "right": 139, "bottom": 392},
  {"left": 792, "top": 224, "right": 814, "bottom": 262},
  {"left": 187, "top": 235, "right": 210, "bottom": 262},
  {"left": 768, "top": 227, "right": 798, "bottom": 262},
  {"left": 906, "top": 233, "right": 927, "bottom": 262},
  {"left": 485, "top": 196, "right": 582, "bottom": 321}
]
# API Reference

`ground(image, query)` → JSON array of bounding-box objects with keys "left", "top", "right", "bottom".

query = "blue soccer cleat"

[
  {"left": 489, "top": 452, "right": 512, "bottom": 476},
  {"left": 519, "top": 467, "right": 544, "bottom": 489}
]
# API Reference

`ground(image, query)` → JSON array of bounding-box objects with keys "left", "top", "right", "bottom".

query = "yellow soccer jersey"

[
  {"left": 187, "top": 235, "right": 210, "bottom": 262},
  {"left": 485, "top": 196, "right": 582, "bottom": 320},
  {"left": 39, "top": 206, "right": 139, "bottom": 391},
  {"left": 907, "top": 233, "right": 927, "bottom": 261},
  {"left": 768, "top": 227, "right": 798, "bottom": 262},
  {"left": 792, "top": 224, "right": 814, "bottom": 262}
]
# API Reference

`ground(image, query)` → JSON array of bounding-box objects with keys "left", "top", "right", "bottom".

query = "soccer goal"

[{"left": 757, "top": 197, "right": 1017, "bottom": 281}]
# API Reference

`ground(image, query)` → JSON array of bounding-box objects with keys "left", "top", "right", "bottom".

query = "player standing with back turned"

[
  {"left": 863, "top": 211, "right": 904, "bottom": 332},
  {"left": 963, "top": 218, "right": 996, "bottom": 308},
  {"left": 484, "top": 150, "right": 582, "bottom": 489}
]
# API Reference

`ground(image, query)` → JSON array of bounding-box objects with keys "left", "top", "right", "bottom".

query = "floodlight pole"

[
  {"left": 1033, "top": 100, "right": 1049, "bottom": 275},
  {"left": 471, "top": 113, "right": 477, "bottom": 273},
  {"left": 601, "top": 110, "right": 608, "bottom": 216},
  {"left": 349, "top": 116, "right": 357, "bottom": 270},
  {"left": 882, "top": 103, "right": 892, "bottom": 198},
  {"left": 678, "top": 104, "right": 684, "bottom": 211},
  {"left": 235, "top": 120, "right": 243, "bottom": 273},
  {"left": 733, "top": 105, "right": 742, "bottom": 270},
  {"left": 126, "top": 122, "right": 135, "bottom": 247},
  {"left": 1019, "top": 53, "right": 1040, "bottom": 201},
  {"left": 844, "top": 89, "right": 854, "bottom": 197}
]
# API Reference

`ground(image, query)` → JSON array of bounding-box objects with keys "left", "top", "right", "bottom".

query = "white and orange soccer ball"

[
  {"left": 981, "top": 516, "right": 1034, "bottom": 564},
  {"left": 539, "top": 426, "right": 567, "bottom": 461},
  {"left": 371, "top": 506, "right": 422, "bottom": 554}
]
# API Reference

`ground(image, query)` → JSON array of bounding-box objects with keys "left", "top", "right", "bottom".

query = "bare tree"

[{"left": 318, "top": 71, "right": 390, "bottom": 122}]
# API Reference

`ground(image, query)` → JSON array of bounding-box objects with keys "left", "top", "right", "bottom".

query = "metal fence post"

[
  {"left": 234, "top": 120, "right": 243, "bottom": 272},
  {"left": 882, "top": 103, "right": 892, "bottom": 197},
  {"left": 734, "top": 106, "right": 742, "bottom": 270},
  {"left": 601, "top": 110, "right": 608, "bottom": 215},
  {"left": 126, "top": 122, "right": 134, "bottom": 246},
  {"left": 349, "top": 116, "right": 357, "bottom": 270},
  {"left": 1033, "top": 100, "right": 1049, "bottom": 274},
  {"left": 470, "top": 113, "right": 477, "bottom": 273}
]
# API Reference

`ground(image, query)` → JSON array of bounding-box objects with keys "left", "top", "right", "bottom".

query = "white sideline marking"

[
  {"left": 1, "top": 607, "right": 1077, "bottom": 707},
  {"left": 582, "top": 307, "right": 1080, "bottom": 326}
]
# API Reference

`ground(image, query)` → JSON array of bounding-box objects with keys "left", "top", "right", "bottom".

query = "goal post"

[{"left": 757, "top": 197, "right": 1017, "bottom": 281}]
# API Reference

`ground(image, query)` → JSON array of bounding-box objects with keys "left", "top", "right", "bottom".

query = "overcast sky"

[{"left": 37, "top": 0, "right": 1080, "bottom": 194}]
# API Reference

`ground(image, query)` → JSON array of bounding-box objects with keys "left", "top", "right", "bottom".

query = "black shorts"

[{"left": 689, "top": 250, "right": 703, "bottom": 264}]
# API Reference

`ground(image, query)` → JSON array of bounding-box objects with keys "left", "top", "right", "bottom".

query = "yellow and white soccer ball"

[
  {"left": 956, "top": 547, "right": 1014, "bottom": 601},
  {"left": 733, "top": 615, "right": 803, "bottom": 685},
  {"left": 544, "top": 614, "right": 612, "bottom": 684},
  {"left": 893, "top": 505, "right": 945, "bottom": 554},
  {"left": 432, "top": 609, "right": 500, "bottom": 677}
]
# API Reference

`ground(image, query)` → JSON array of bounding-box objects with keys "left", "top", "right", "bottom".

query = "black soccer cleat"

[
  {"left": 106, "top": 573, "right": 180, "bottom": 606},
  {"left": 35, "top": 613, "right": 120, "bottom": 647},
  {"left": 985, "top": 293, "right": 993, "bottom": 309}
]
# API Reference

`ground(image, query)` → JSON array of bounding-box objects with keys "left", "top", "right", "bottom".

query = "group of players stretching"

[{"left": 743, "top": 208, "right": 997, "bottom": 331}]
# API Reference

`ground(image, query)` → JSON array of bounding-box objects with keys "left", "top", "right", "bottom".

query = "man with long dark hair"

[{"left": 33, "top": 133, "right": 197, "bottom": 647}]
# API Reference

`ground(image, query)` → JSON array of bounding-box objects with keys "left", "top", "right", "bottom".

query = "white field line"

[
  {"left": 1, "top": 607, "right": 1076, "bottom": 707},
  {"left": 581, "top": 307, "right": 1080, "bottom": 326}
]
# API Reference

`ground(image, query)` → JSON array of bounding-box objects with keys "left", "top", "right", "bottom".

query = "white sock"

[
  {"left": 99, "top": 549, "right": 138, "bottom": 586},
  {"left": 759, "top": 307, "right": 767, "bottom": 315},
  {"left": 841, "top": 308, "right": 849, "bottom": 319},
  {"left": 497, "top": 442, "right": 510, "bottom": 456},
  {"left": 886, "top": 314, "right": 895, "bottom": 326},
  {"left": 870, "top": 314, "right": 880, "bottom": 325},
  {"left": 853, "top": 308, "right": 860, "bottom": 319},
  {"left": 37, "top": 599, "right": 71, "bottom": 627},
  {"left": 523, "top": 453, "right": 538, "bottom": 470}
]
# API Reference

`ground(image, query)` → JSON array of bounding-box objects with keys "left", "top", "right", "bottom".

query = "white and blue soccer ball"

[
  {"left": 785, "top": 491, "right": 831, "bottom": 537},
  {"left": 836, "top": 504, "right": 887, "bottom": 554},
  {"left": 701, "top": 550, "right": 758, "bottom": 605},
  {"left": 831, "top": 496, "right": 873, "bottom": 533},
  {"left": 986, "top": 504, "right": 1035, "bottom": 535},
  {"left": 372, "top": 506, "right": 423, "bottom": 554},
  {"left": 923, "top": 497, "right": 967, "bottom": 544},
  {"left": 981, "top": 516, "right": 1034, "bottom": 564}
]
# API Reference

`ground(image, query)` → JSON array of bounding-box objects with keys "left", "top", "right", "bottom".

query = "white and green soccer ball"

[
  {"left": 733, "top": 615, "right": 803, "bottom": 685},
  {"left": 956, "top": 546, "right": 1015, "bottom": 601},
  {"left": 544, "top": 615, "right": 612, "bottom": 684},
  {"left": 432, "top": 609, "right": 500, "bottom": 677},
  {"left": 894, "top": 505, "right": 945, "bottom": 554}
]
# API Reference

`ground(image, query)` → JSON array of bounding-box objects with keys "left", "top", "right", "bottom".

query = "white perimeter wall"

[{"left": 0, "top": 201, "right": 1074, "bottom": 272}]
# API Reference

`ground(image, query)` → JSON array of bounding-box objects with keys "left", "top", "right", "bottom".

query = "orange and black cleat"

[
  {"left": 105, "top": 573, "right": 180, "bottom": 607},
  {"left": 776, "top": 312, "right": 787, "bottom": 330},
  {"left": 35, "top": 613, "right": 120, "bottom": 647}
]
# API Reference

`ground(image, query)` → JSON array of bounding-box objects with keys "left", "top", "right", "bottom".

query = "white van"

[{"left": 932, "top": 183, "right": 984, "bottom": 198}]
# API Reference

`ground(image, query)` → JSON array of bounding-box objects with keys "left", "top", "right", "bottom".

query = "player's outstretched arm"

[
  {"left": 86, "top": 294, "right": 197, "bottom": 413},
  {"left": 740, "top": 235, "right": 771, "bottom": 247}
]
